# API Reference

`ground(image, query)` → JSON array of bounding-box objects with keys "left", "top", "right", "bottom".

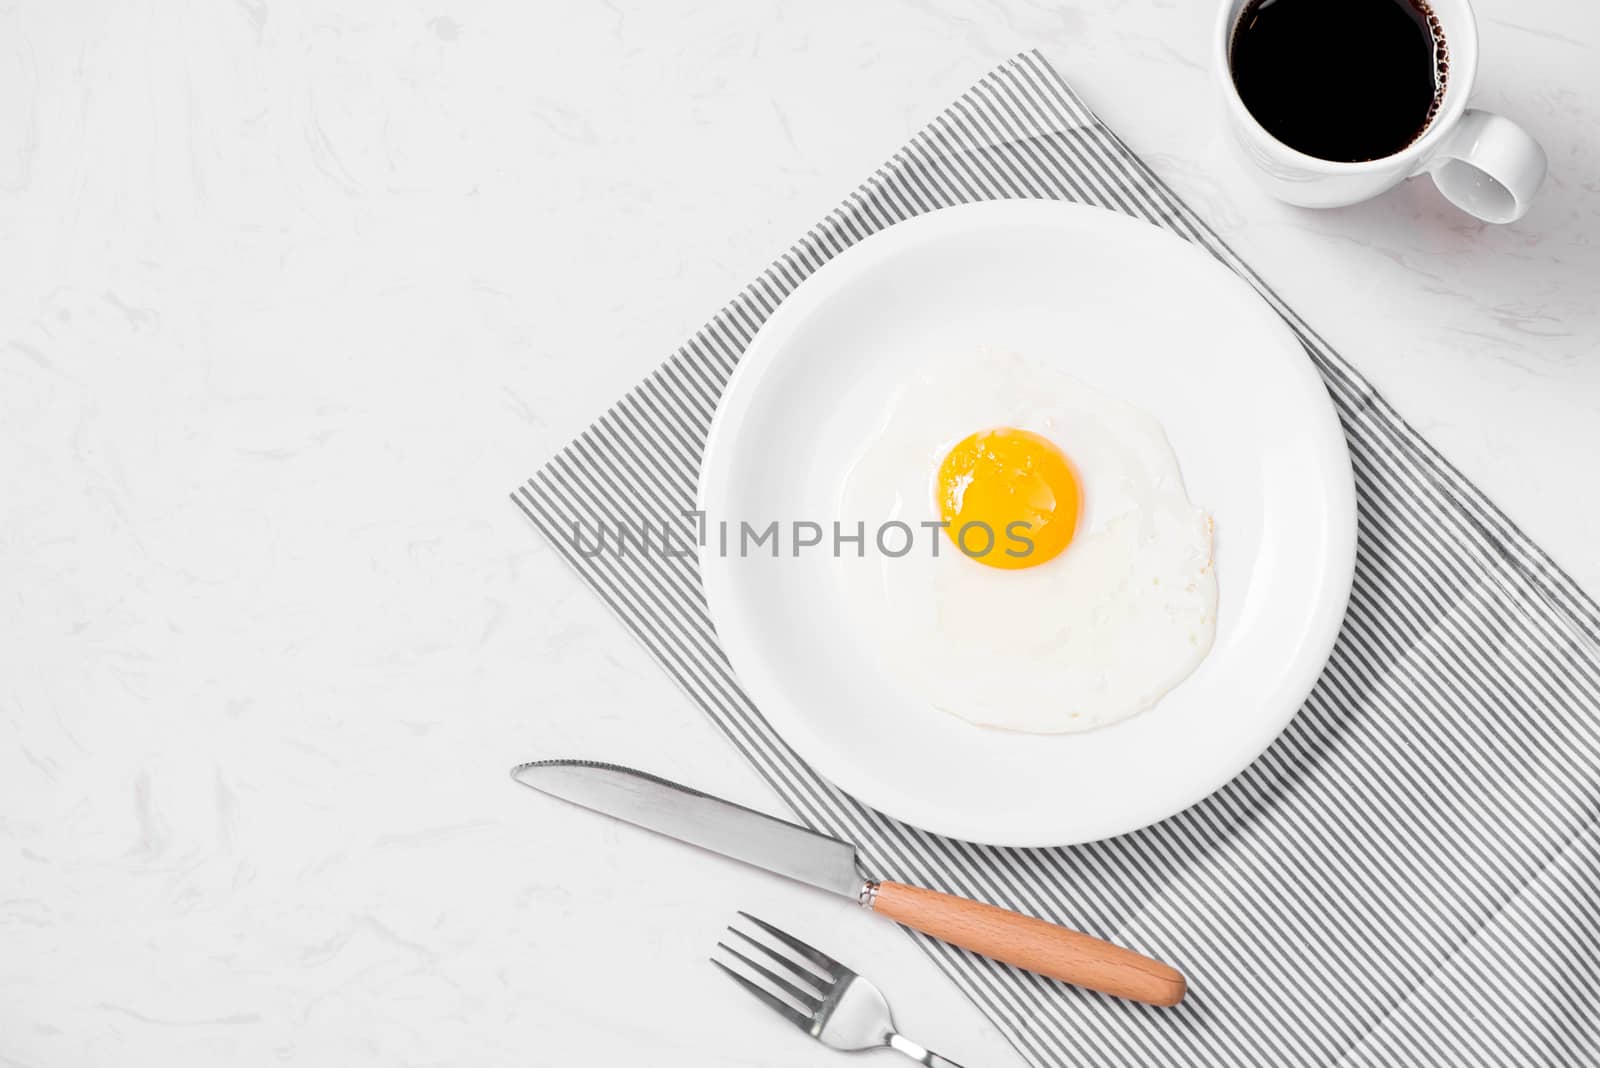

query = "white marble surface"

[{"left": 2, "top": 1, "right": 1597, "bottom": 1065}]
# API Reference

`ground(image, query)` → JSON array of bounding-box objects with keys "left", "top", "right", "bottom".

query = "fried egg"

[{"left": 837, "top": 349, "right": 1217, "bottom": 733}]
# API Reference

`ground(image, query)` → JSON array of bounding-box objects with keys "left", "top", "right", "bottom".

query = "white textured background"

[{"left": 2, "top": 1, "right": 1597, "bottom": 1065}]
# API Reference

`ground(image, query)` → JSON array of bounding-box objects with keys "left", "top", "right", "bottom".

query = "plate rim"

[{"left": 697, "top": 199, "right": 1356, "bottom": 846}]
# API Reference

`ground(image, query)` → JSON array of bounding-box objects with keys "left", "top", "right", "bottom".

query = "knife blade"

[
  {"left": 511, "top": 758, "right": 1187, "bottom": 1007},
  {"left": 510, "top": 759, "right": 863, "bottom": 898}
]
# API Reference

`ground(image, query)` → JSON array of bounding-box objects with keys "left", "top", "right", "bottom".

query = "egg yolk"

[{"left": 936, "top": 428, "right": 1081, "bottom": 569}]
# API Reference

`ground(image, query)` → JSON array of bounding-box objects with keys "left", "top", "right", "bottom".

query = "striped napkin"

[{"left": 513, "top": 51, "right": 1600, "bottom": 1066}]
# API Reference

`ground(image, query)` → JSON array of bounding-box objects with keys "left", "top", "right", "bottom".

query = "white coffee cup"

[{"left": 1213, "top": 0, "right": 1546, "bottom": 223}]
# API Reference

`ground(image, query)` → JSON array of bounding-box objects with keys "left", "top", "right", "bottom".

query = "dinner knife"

[{"left": 510, "top": 759, "right": 1186, "bottom": 1007}]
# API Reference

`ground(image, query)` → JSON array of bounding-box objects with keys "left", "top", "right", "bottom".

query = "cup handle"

[{"left": 1423, "top": 109, "right": 1547, "bottom": 224}]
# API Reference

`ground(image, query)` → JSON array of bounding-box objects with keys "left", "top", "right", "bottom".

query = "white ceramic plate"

[{"left": 698, "top": 201, "right": 1355, "bottom": 846}]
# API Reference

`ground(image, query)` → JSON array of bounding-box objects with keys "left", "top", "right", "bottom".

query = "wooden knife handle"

[{"left": 866, "top": 880, "right": 1186, "bottom": 1007}]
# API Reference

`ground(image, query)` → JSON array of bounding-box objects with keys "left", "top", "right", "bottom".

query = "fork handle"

[
  {"left": 864, "top": 881, "right": 1186, "bottom": 1007},
  {"left": 888, "top": 1032, "right": 965, "bottom": 1067}
]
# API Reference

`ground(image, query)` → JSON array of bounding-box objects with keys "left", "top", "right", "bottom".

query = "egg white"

[{"left": 835, "top": 349, "right": 1217, "bottom": 733}]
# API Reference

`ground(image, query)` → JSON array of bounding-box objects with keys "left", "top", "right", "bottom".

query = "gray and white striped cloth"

[{"left": 514, "top": 51, "right": 1600, "bottom": 1066}]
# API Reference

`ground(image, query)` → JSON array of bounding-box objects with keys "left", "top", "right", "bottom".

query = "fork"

[{"left": 712, "top": 912, "right": 967, "bottom": 1067}]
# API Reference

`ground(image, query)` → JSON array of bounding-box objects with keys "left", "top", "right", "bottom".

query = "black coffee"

[{"left": 1230, "top": 0, "right": 1447, "bottom": 163}]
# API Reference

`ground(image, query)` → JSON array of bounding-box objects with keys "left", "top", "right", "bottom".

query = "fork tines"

[{"left": 711, "top": 912, "right": 842, "bottom": 1033}]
